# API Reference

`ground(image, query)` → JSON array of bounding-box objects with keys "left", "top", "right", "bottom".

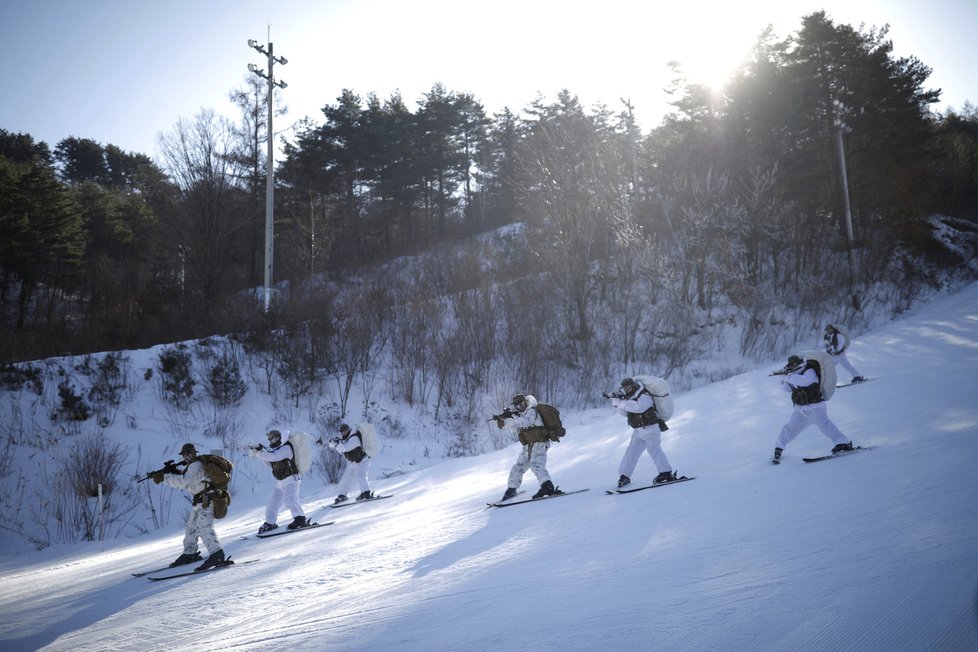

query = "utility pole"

[
  {"left": 832, "top": 98, "right": 860, "bottom": 311},
  {"left": 247, "top": 33, "right": 288, "bottom": 313}
]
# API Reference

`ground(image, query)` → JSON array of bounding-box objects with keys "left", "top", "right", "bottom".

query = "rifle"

[
  {"left": 138, "top": 459, "right": 185, "bottom": 483},
  {"left": 602, "top": 390, "right": 627, "bottom": 400},
  {"left": 488, "top": 407, "right": 517, "bottom": 422}
]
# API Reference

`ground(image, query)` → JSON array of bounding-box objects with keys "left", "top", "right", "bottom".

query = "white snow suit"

[
  {"left": 255, "top": 442, "right": 306, "bottom": 525},
  {"left": 776, "top": 367, "right": 850, "bottom": 450},
  {"left": 614, "top": 388, "right": 673, "bottom": 477},
  {"left": 162, "top": 459, "right": 223, "bottom": 556},
  {"left": 333, "top": 431, "right": 372, "bottom": 496},
  {"left": 506, "top": 398, "right": 552, "bottom": 490},
  {"left": 825, "top": 325, "right": 863, "bottom": 380}
]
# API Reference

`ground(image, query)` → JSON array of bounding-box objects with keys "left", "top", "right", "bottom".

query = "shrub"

[
  {"left": 208, "top": 352, "right": 247, "bottom": 408},
  {"left": 157, "top": 346, "right": 195, "bottom": 409},
  {"left": 54, "top": 381, "right": 91, "bottom": 422}
]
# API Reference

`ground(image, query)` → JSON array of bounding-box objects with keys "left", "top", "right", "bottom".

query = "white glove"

[
  {"left": 327, "top": 439, "right": 338, "bottom": 450},
  {"left": 247, "top": 446, "right": 261, "bottom": 458},
  {"left": 611, "top": 397, "right": 622, "bottom": 408}
]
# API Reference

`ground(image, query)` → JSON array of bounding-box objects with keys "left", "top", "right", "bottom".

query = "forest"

[{"left": 2, "top": 12, "right": 977, "bottom": 419}]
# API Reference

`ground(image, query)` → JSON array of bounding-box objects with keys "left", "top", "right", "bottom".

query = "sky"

[
  {"left": 1, "top": 0, "right": 975, "bottom": 161},
  {"left": 0, "top": 279, "right": 976, "bottom": 650}
]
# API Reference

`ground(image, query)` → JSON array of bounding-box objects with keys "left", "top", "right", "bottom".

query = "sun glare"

[{"left": 673, "top": 23, "right": 754, "bottom": 94}]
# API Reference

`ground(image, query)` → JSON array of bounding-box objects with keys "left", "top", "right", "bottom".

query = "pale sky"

[{"left": 1, "top": 0, "right": 975, "bottom": 160}]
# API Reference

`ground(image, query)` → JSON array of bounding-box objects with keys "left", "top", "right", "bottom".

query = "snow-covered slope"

[{"left": 1, "top": 284, "right": 977, "bottom": 651}]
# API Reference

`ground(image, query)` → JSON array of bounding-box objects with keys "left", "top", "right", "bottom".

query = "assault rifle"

[
  {"left": 138, "top": 459, "right": 185, "bottom": 483},
  {"left": 602, "top": 390, "right": 627, "bottom": 400},
  {"left": 488, "top": 407, "right": 517, "bottom": 422},
  {"left": 769, "top": 360, "right": 804, "bottom": 376}
]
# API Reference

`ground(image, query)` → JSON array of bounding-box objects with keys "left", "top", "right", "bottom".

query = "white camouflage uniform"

[
  {"left": 614, "top": 386, "right": 673, "bottom": 477},
  {"left": 333, "top": 431, "right": 372, "bottom": 496},
  {"left": 253, "top": 441, "right": 306, "bottom": 525},
  {"left": 162, "top": 459, "right": 223, "bottom": 556},
  {"left": 776, "top": 367, "right": 850, "bottom": 450},
  {"left": 505, "top": 397, "right": 552, "bottom": 490}
]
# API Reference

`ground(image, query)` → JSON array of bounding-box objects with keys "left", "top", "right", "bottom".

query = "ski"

[
  {"left": 146, "top": 557, "right": 257, "bottom": 581},
  {"left": 605, "top": 476, "right": 694, "bottom": 494},
  {"left": 487, "top": 488, "right": 588, "bottom": 508},
  {"left": 803, "top": 446, "right": 872, "bottom": 463},
  {"left": 326, "top": 494, "right": 393, "bottom": 509},
  {"left": 132, "top": 558, "right": 202, "bottom": 578},
  {"left": 836, "top": 378, "right": 875, "bottom": 388},
  {"left": 254, "top": 521, "right": 335, "bottom": 538}
]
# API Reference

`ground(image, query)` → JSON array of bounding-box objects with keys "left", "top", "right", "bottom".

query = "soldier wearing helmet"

[
  {"left": 154, "top": 442, "right": 226, "bottom": 570},
  {"left": 496, "top": 393, "right": 563, "bottom": 502},
  {"left": 772, "top": 354, "right": 853, "bottom": 463},
  {"left": 609, "top": 377, "right": 677, "bottom": 487}
]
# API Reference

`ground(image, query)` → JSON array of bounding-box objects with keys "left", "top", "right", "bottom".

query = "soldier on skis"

[
  {"left": 608, "top": 377, "right": 677, "bottom": 488},
  {"left": 496, "top": 393, "right": 563, "bottom": 502},
  {"left": 773, "top": 354, "right": 854, "bottom": 462},
  {"left": 824, "top": 324, "right": 866, "bottom": 384},
  {"left": 328, "top": 423, "right": 374, "bottom": 504},
  {"left": 248, "top": 429, "right": 308, "bottom": 534},
  {"left": 150, "top": 442, "right": 226, "bottom": 571}
]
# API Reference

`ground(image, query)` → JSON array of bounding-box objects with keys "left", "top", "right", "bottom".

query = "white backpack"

[
  {"left": 357, "top": 423, "right": 380, "bottom": 458},
  {"left": 798, "top": 350, "right": 837, "bottom": 401},
  {"left": 632, "top": 374, "right": 674, "bottom": 421},
  {"left": 287, "top": 431, "right": 315, "bottom": 474}
]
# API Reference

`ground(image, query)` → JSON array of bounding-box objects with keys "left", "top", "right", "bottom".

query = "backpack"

[
  {"left": 798, "top": 349, "right": 837, "bottom": 401},
  {"left": 357, "top": 423, "right": 380, "bottom": 457},
  {"left": 632, "top": 375, "right": 674, "bottom": 421},
  {"left": 287, "top": 431, "right": 314, "bottom": 474},
  {"left": 197, "top": 453, "right": 233, "bottom": 519},
  {"left": 535, "top": 403, "right": 566, "bottom": 441}
]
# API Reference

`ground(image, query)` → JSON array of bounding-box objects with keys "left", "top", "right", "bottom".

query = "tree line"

[{"left": 2, "top": 11, "right": 976, "bottom": 402}]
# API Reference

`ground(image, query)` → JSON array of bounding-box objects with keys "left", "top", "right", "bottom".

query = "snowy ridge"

[{"left": 1, "top": 283, "right": 977, "bottom": 650}]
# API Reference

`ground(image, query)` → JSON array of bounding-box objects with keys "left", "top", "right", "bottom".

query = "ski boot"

[
  {"left": 653, "top": 470, "right": 678, "bottom": 484},
  {"left": 287, "top": 516, "right": 308, "bottom": 530},
  {"left": 617, "top": 475, "right": 631, "bottom": 488},
  {"left": 532, "top": 480, "right": 563, "bottom": 499},
  {"left": 501, "top": 487, "right": 518, "bottom": 502},
  {"left": 257, "top": 522, "right": 278, "bottom": 534},
  {"left": 333, "top": 494, "right": 349, "bottom": 505},
  {"left": 195, "top": 549, "right": 225, "bottom": 571},
  {"left": 773, "top": 447, "right": 783, "bottom": 462},
  {"left": 170, "top": 551, "right": 203, "bottom": 568},
  {"left": 831, "top": 442, "right": 855, "bottom": 454}
]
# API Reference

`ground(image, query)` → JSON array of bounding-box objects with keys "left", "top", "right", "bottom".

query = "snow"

[{"left": 2, "top": 283, "right": 978, "bottom": 651}]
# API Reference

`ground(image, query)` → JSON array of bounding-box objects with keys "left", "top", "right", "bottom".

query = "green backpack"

[
  {"left": 536, "top": 403, "right": 566, "bottom": 441},
  {"left": 197, "top": 453, "right": 233, "bottom": 519}
]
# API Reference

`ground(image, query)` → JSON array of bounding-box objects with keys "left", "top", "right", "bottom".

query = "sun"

[{"left": 674, "top": 24, "right": 754, "bottom": 94}]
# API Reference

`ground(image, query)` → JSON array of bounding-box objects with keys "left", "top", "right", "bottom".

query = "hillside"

[{"left": 0, "top": 282, "right": 976, "bottom": 650}]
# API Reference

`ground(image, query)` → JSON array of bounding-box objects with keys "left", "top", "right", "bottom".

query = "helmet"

[
  {"left": 620, "top": 378, "right": 639, "bottom": 395},
  {"left": 266, "top": 429, "right": 282, "bottom": 446},
  {"left": 825, "top": 324, "right": 836, "bottom": 333},
  {"left": 786, "top": 355, "right": 805, "bottom": 372},
  {"left": 179, "top": 443, "right": 197, "bottom": 458},
  {"left": 511, "top": 394, "right": 527, "bottom": 408},
  {"left": 339, "top": 423, "right": 351, "bottom": 435}
]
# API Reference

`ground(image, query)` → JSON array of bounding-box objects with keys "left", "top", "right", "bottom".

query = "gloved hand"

[
  {"left": 611, "top": 397, "right": 622, "bottom": 408},
  {"left": 247, "top": 445, "right": 262, "bottom": 458},
  {"left": 495, "top": 418, "right": 506, "bottom": 429},
  {"left": 327, "top": 439, "right": 338, "bottom": 450}
]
